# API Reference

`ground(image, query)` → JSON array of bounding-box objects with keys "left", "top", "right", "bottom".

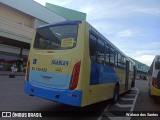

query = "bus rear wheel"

[{"left": 113, "top": 85, "right": 119, "bottom": 104}]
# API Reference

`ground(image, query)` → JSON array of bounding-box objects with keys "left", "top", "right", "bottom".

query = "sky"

[{"left": 34, "top": 0, "right": 160, "bottom": 66}]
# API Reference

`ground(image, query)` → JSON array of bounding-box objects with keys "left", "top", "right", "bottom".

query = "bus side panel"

[
  {"left": 77, "top": 21, "right": 134, "bottom": 106},
  {"left": 81, "top": 22, "right": 125, "bottom": 106},
  {"left": 151, "top": 85, "right": 160, "bottom": 96},
  {"left": 88, "top": 84, "right": 115, "bottom": 104},
  {"left": 128, "top": 70, "right": 134, "bottom": 89},
  {"left": 114, "top": 68, "right": 126, "bottom": 94},
  {"left": 88, "top": 64, "right": 122, "bottom": 104},
  {"left": 79, "top": 22, "right": 115, "bottom": 106},
  {"left": 87, "top": 65, "right": 131, "bottom": 105}
]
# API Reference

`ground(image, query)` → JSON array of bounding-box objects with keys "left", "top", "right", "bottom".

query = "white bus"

[{"left": 148, "top": 55, "right": 160, "bottom": 96}]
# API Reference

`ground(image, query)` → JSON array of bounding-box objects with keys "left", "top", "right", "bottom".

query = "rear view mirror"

[{"left": 155, "top": 61, "right": 160, "bottom": 69}]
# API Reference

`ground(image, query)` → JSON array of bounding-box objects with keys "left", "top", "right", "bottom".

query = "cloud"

[
  {"left": 134, "top": 8, "right": 160, "bottom": 16},
  {"left": 78, "top": 6, "right": 93, "bottom": 14},
  {"left": 132, "top": 50, "right": 159, "bottom": 57},
  {"left": 116, "top": 29, "right": 137, "bottom": 37},
  {"left": 141, "top": 41, "right": 160, "bottom": 49}
]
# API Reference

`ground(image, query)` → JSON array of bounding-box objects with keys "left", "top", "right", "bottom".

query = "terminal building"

[
  {"left": 45, "top": 3, "right": 86, "bottom": 21},
  {"left": 0, "top": 0, "right": 85, "bottom": 71},
  {"left": 130, "top": 58, "right": 149, "bottom": 80}
]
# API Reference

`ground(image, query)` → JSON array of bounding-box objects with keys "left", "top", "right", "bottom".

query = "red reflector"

[
  {"left": 69, "top": 61, "right": 81, "bottom": 90},
  {"left": 153, "top": 77, "right": 158, "bottom": 87}
]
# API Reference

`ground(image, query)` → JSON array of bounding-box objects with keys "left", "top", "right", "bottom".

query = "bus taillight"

[
  {"left": 153, "top": 77, "right": 158, "bottom": 88},
  {"left": 69, "top": 61, "right": 81, "bottom": 90},
  {"left": 25, "top": 60, "right": 30, "bottom": 81}
]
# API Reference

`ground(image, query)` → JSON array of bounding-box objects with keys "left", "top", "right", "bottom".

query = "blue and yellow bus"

[
  {"left": 148, "top": 55, "right": 160, "bottom": 96},
  {"left": 25, "top": 21, "right": 135, "bottom": 107}
]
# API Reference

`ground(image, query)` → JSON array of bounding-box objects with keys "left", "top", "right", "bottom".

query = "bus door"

[{"left": 125, "top": 60, "right": 130, "bottom": 90}]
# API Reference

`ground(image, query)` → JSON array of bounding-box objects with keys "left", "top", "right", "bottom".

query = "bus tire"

[{"left": 113, "top": 84, "right": 119, "bottom": 104}]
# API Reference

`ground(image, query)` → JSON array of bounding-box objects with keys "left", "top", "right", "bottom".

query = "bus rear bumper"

[
  {"left": 24, "top": 81, "right": 82, "bottom": 107},
  {"left": 151, "top": 86, "right": 160, "bottom": 96}
]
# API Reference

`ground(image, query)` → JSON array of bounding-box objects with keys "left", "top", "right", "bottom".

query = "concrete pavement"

[{"left": 0, "top": 71, "right": 25, "bottom": 76}]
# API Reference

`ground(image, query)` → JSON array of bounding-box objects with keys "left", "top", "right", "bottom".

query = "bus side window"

[
  {"left": 121, "top": 56, "right": 125, "bottom": 69},
  {"left": 123, "top": 57, "right": 126, "bottom": 69},
  {"left": 115, "top": 52, "right": 118, "bottom": 67},
  {"left": 110, "top": 48, "right": 115, "bottom": 66},
  {"left": 118, "top": 53, "right": 123, "bottom": 68},
  {"left": 89, "top": 34, "right": 97, "bottom": 63},
  {"left": 105, "top": 44, "right": 110, "bottom": 65},
  {"left": 129, "top": 62, "right": 132, "bottom": 72},
  {"left": 97, "top": 39, "right": 105, "bottom": 64}
]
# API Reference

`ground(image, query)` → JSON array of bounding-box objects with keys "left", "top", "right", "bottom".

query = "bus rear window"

[{"left": 34, "top": 25, "right": 78, "bottom": 50}]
